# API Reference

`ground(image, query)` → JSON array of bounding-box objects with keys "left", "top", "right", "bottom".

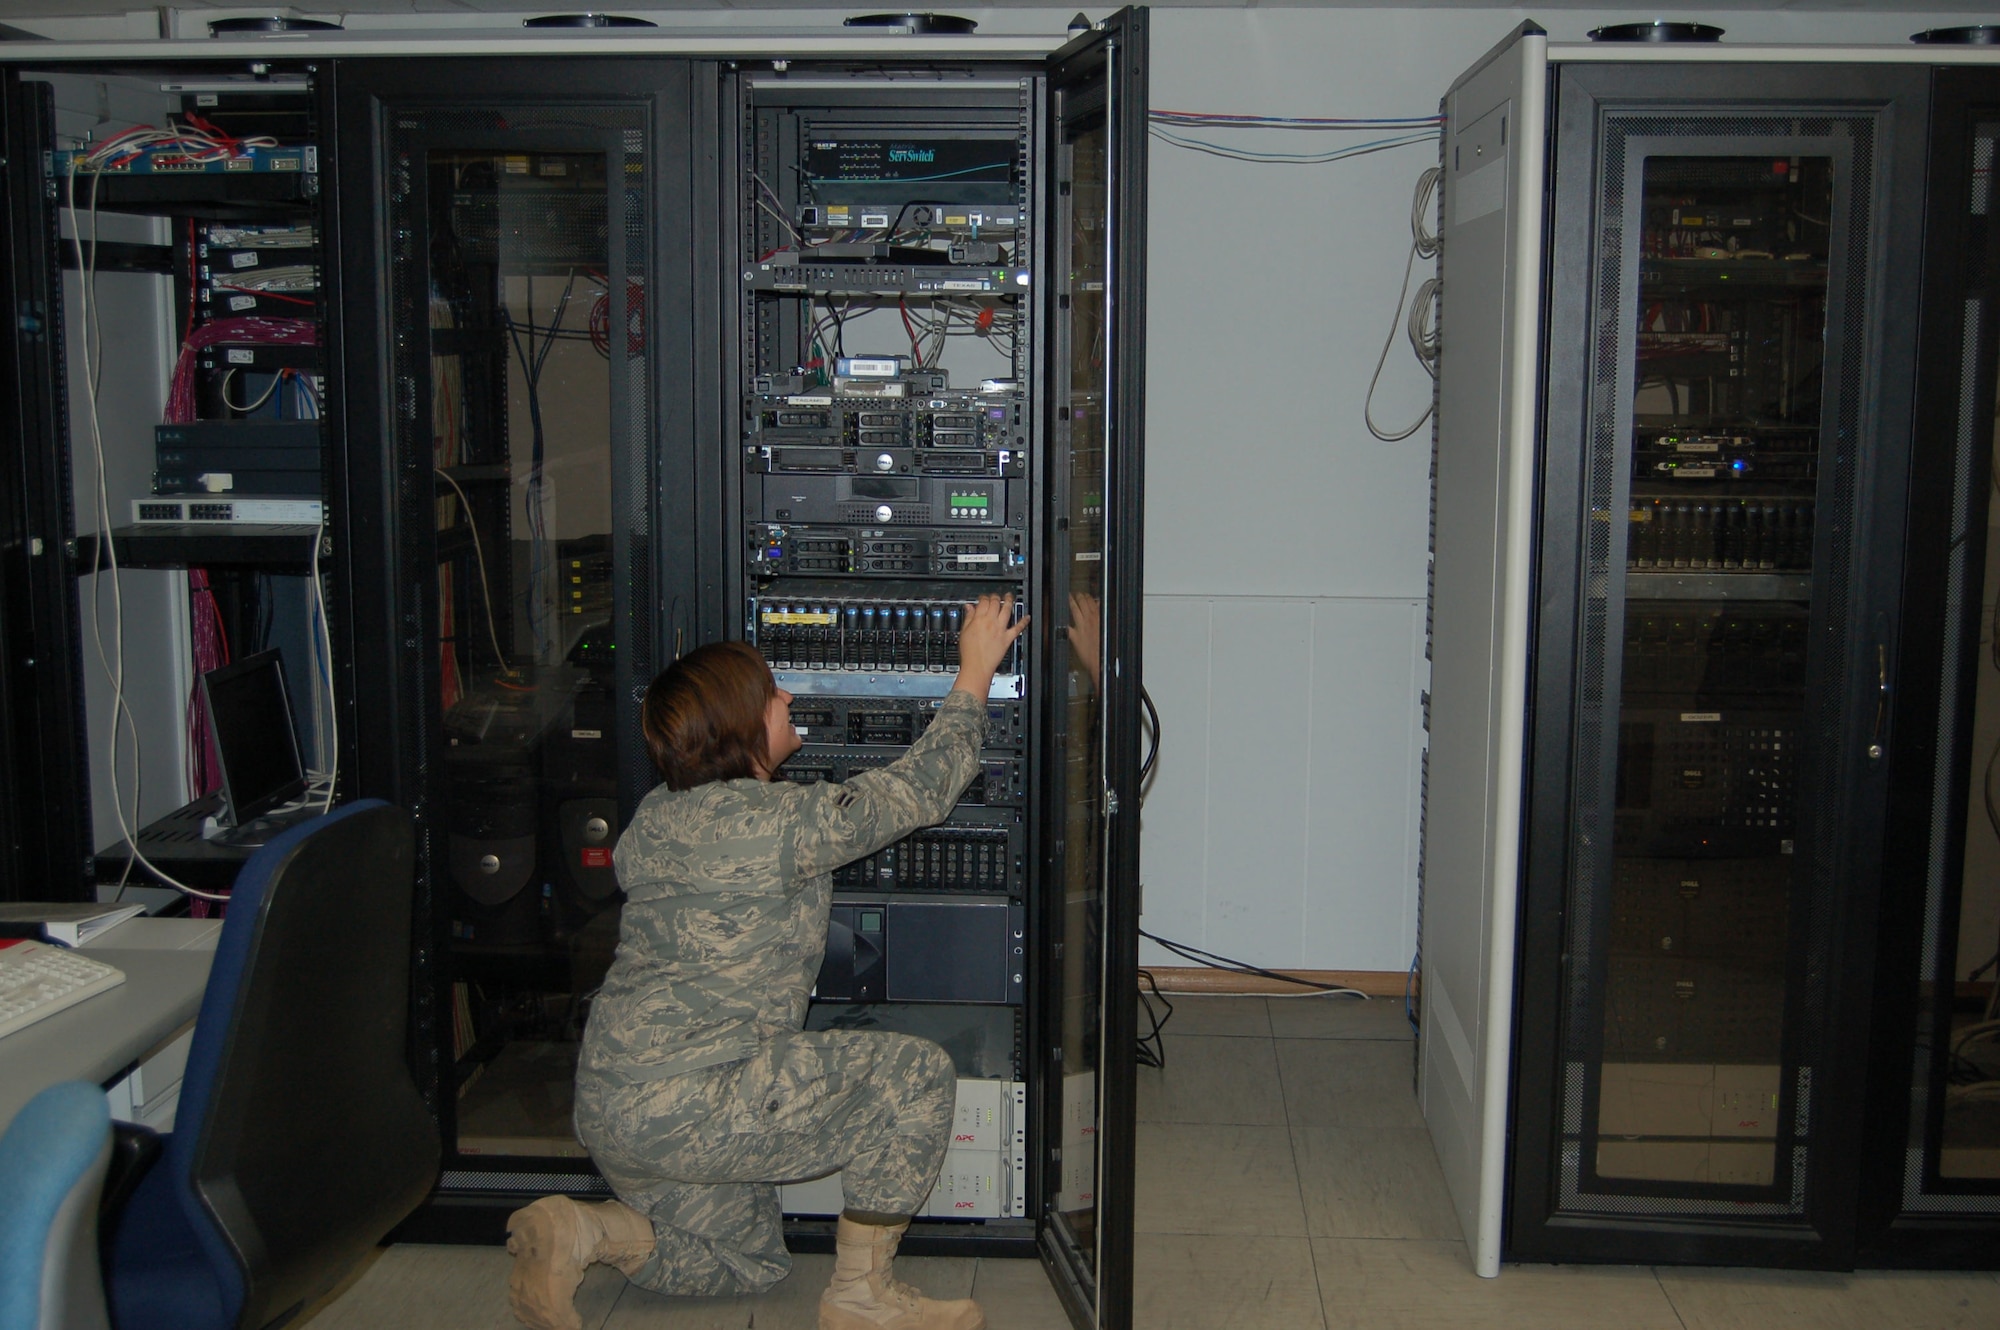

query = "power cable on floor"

[{"left": 1139, "top": 928, "right": 1369, "bottom": 998}]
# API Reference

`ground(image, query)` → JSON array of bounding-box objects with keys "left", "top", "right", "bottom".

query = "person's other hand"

[{"left": 1067, "top": 591, "right": 1101, "bottom": 688}]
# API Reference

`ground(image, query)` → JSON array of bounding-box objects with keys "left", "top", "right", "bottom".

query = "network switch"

[
  {"left": 53, "top": 144, "right": 317, "bottom": 176},
  {"left": 131, "top": 497, "right": 323, "bottom": 524},
  {"left": 743, "top": 256, "right": 1032, "bottom": 294}
]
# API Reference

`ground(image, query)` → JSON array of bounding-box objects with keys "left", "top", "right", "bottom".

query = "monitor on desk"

[{"left": 200, "top": 649, "right": 309, "bottom": 827}]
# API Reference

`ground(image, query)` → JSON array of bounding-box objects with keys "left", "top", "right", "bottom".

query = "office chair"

[
  {"left": 103, "top": 799, "right": 441, "bottom": 1330},
  {"left": 0, "top": 1080, "right": 113, "bottom": 1330}
]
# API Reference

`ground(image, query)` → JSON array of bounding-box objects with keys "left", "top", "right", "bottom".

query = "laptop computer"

[{"left": 199, "top": 649, "right": 316, "bottom": 845}]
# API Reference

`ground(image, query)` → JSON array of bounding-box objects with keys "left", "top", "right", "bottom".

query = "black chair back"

[{"left": 188, "top": 800, "right": 439, "bottom": 1328}]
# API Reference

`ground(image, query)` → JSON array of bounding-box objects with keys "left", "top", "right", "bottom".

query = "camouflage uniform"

[{"left": 573, "top": 687, "right": 985, "bottom": 1297}]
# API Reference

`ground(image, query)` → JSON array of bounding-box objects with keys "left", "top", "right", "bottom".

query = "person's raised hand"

[{"left": 953, "top": 592, "right": 1029, "bottom": 698}]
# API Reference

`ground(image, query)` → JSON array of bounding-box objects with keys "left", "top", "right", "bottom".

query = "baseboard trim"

[{"left": 1140, "top": 966, "right": 1408, "bottom": 998}]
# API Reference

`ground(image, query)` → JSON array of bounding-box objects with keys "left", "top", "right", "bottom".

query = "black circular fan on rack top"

[
  {"left": 843, "top": 13, "right": 980, "bottom": 35},
  {"left": 208, "top": 16, "right": 344, "bottom": 35},
  {"left": 1912, "top": 26, "right": 2000, "bottom": 45},
  {"left": 523, "top": 13, "right": 659, "bottom": 27},
  {"left": 1586, "top": 22, "right": 1724, "bottom": 43}
]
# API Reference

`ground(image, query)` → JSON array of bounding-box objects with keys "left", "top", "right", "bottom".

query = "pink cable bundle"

[
  {"left": 164, "top": 317, "right": 317, "bottom": 423},
  {"left": 184, "top": 568, "right": 230, "bottom": 796}
]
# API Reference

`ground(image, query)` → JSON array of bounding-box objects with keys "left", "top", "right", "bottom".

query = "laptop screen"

[{"left": 201, "top": 649, "right": 308, "bottom": 824}]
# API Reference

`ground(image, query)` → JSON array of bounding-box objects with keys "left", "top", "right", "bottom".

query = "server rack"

[
  {"left": 1429, "top": 28, "right": 2000, "bottom": 1271},
  {"left": 0, "top": 64, "right": 335, "bottom": 907},
  {"left": 1510, "top": 57, "right": 1932, "bottom": 1267},
  {"left": 0, "top": 16, "right": 1145, "bottom": 1329}
]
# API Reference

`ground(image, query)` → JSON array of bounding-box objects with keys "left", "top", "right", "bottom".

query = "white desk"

[{"left": 0, "top": 916, "right": 220, "bottom": 1134}]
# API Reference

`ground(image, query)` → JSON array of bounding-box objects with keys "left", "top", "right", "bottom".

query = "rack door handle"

[{"left": 1868, "top": 640, "right": 1887, "bottom": 761}]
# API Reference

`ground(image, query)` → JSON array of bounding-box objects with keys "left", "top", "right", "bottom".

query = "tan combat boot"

[
  {"left": 819, "top": 1216, "right": 986, "bottom": 1330},
  {"left": 504, "top": 1195, "right": 654, "bottom": 1330}
]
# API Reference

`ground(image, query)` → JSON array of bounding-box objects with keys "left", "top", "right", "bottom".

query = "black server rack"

[
  {"left": 1438, "top": 36, "right": 2000, "bottom": 1270},
  {"left": 1509, "top": 57, "right": 1930, "bottom": 1268},
  {"left": 0, "top": 68, "right": 334, "bottom": 902}
]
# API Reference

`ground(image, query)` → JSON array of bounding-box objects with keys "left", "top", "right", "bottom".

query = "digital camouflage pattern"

[
  {"left": 573, "top": 1028, "right": 955, "bottom": 1295},
  {"left": 571, "top": 685, "right": 985, "bottom": 1294},
  {"left": 579, "top": 686, "right": 984, "bottom": 1084}
]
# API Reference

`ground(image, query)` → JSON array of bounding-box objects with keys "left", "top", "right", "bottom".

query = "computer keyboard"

[{"left": 0, "top": 938, "right": 125, "bottom": 1040}]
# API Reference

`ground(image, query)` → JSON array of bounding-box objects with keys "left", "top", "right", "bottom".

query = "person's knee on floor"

[
  {"left": 505, "top": 1195, "right": 654, "bottom": 1330},
  {"left": 820, "top": 1210, "right": 985, "bottom": 1330}
]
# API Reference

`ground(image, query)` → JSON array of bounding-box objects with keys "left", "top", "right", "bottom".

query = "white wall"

[{"left": 1137, "top": 7, "right": 1990, "bottom": 973}]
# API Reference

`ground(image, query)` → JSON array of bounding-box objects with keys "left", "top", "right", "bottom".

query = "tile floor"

[{"left": 299, "top": 994, "right": 2000, "bottom": 1329}]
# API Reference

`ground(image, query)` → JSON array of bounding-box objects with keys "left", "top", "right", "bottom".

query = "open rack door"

[
  {"left": 1041, "top": 8, "right": 1145, "bottom": 1328},
  {"left": 1422, "top": 22, "right": 1546, "bottom": 1278}
]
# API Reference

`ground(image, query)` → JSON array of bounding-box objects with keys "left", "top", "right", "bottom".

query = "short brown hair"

[{"left": 641, "top": 641, "right": 774, "bottom": 790}]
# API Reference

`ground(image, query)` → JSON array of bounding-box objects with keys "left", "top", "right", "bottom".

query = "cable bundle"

[
  {"left": 184, "top": 569, "right": 230, "bottom": 796},
  {"left": 1139, "top": 927, "right": 1369, "bottom": 998},
  {"left": 505, "top": 274, "right": 576, "bottom": 661},
  {"left": 164, "top": 317, "right": 317, "bottom": 423},
  {"left": 586, "top": 273, "right": 645, "bottom": 358},
  {"left": 1365, "top": 166, "right": 1443, "bottom": 442},
  {"left": 1149, "top": 107, "right": 1441, "bottom": 166},
  {"left": 896, "top": 295, "right": 1018, "bottom": 369},
  {"left": 70, "top": 113, "right": 278, "bottom": 171}
]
